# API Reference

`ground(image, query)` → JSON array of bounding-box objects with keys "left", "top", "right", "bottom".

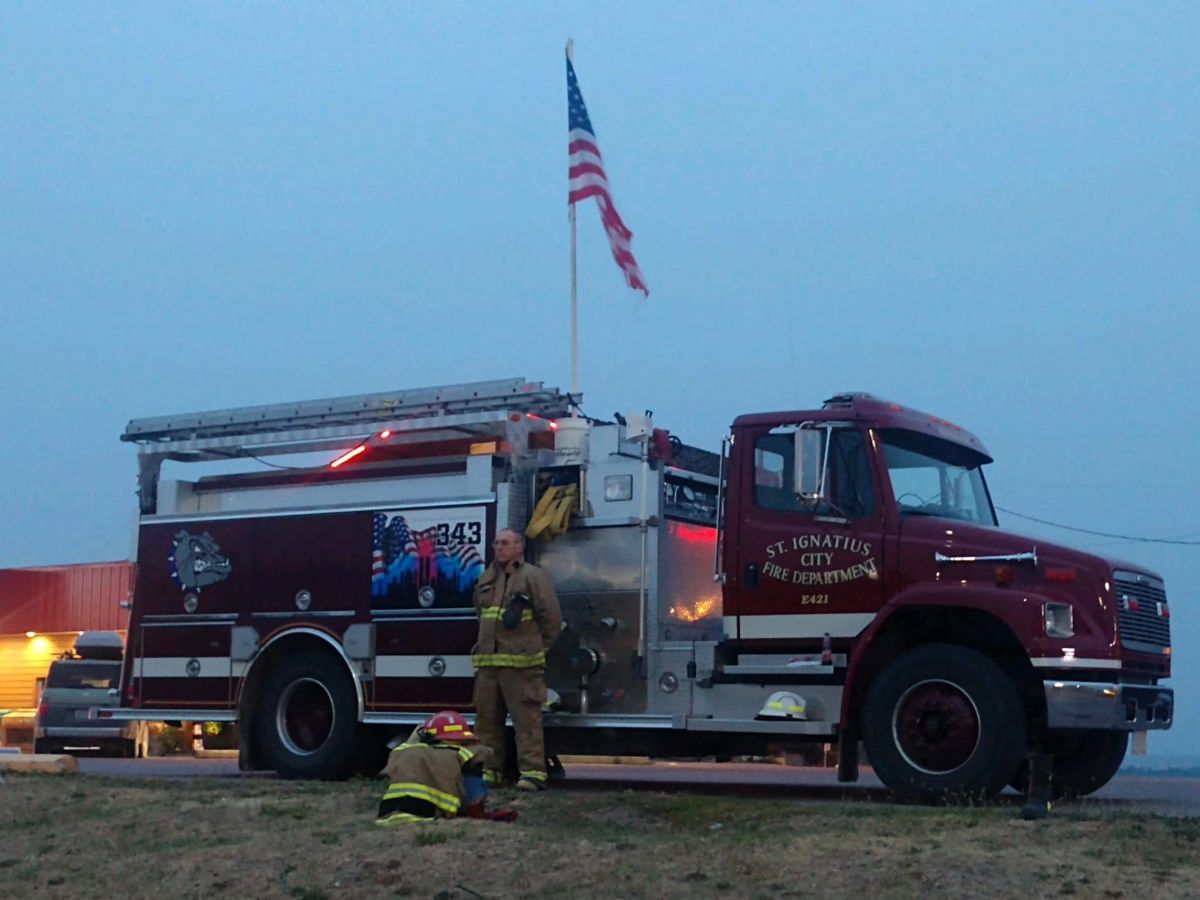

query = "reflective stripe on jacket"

[
  {"left": 375, "top": 739, "right": 487, "bottom": 825},
  {"left": 471, "top": 559, "right": 562, "bottom": 669}
]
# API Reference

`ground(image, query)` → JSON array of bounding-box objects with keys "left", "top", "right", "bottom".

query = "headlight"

[{"left": 1044, "top": 602, "right": 1074, "bottom": 638}]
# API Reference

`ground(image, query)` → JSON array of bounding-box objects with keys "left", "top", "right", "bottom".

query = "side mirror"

[{"left": 794, "top": 427, "right": 826, "bottom": 502}]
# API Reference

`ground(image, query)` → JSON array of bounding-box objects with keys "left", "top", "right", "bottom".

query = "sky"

[{"left": 1, "top": 4, "right": 1196, "bottom": 753}]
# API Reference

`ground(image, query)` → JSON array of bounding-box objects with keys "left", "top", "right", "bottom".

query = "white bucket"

[{"left": 555, "top": 416, "right": 591, "bottom": 466}]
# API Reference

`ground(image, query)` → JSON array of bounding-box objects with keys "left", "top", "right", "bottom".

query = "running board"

[
  {"left": 722, "top": 664, "right": 837, "bottom": 676},
  {"left": 704, "top": 664, "right": 845, "bottom": 688},
  {"left": 686, "top": 717, "right": 837, "bottom": 736},
  {"left": 92, "top": 707, "right": 237, "bottom": 722}
]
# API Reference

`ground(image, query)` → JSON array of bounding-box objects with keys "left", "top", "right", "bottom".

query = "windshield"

[{"left": 881, "top": 429, "right": 996, "bottom": 526}]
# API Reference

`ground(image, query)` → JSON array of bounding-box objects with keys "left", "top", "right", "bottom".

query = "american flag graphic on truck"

[{"left": 370, "top": 509, "right": 485, "bottom": 609}]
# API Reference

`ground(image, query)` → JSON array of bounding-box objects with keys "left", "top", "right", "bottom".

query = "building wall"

[
  {"left": 0, "top": 632, "right": 79, "bottom": 711},
  {"left": 0, "top": 561, "right": 134, "bottom": 713},
  {"left": 0, "top": 562, "right": 131, "bottom": 635}
]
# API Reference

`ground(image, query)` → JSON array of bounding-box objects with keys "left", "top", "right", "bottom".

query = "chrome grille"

[{"left": 1114, "top": 572, "right": 1171, "bottom": 654}]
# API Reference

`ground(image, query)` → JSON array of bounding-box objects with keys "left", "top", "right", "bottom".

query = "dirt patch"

[{"left": 3, "top": 774, "right": 1199, "bottom": 898}]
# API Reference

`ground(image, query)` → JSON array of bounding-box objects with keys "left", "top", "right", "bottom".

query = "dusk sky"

[{"left": 2, "top": 5, "right": 1196, "bottom": 754}]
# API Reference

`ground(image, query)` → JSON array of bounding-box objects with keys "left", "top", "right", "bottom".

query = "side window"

[
  {"left": 754, "top": 431, "right": 801, "bottom": 511},
  {"left": 753, "top": 428, "right": 875, "bottom": 517},
  {"left": 827, "top": 429, "right": 875, "bottom": 517}
]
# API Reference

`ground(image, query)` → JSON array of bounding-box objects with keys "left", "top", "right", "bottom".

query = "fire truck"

[{"left": 101, "top": 377, "right": 1173, "bottom": 801}]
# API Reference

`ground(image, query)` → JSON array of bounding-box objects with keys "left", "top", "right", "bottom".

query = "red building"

[{"left": 0, "top": 562, "right": 132, "bottom": 712}]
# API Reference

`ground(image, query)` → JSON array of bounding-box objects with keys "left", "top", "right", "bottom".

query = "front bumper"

[{"left": 1043, "top": 681, "right": 1173, "bottom": 730}]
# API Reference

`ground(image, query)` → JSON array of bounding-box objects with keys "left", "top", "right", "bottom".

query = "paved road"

[{"left": 73, "top": 756, "right": 1200, "bottom": 817}]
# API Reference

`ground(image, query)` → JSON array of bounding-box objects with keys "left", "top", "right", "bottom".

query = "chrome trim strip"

[
  {"left": 142, "top": 613, "right": 238, "bottom": 623},
  {"left": 723, "top": 659, "right": 846, "bottom": 675},
  {"left": 250, "top": 611, "right": 355, "bottom": 619},
  {"left": 142, "top": 496, "right": 495, "bottom": 525},
  {"left": 362, "top": 712, "right": 431, "bottom": 726},
  {"left": 574, "top": 516, "right": 642, "bottom": 528},
  {"left": 360, "top": 712, "right": 678, "bottom": 730},
  {"left": 543, "top": 714, "right": 675, "bottom": 729},
  {"left": 134, "top": 657, "right": 232, "bottom": 678},
  {"left": 370, "top": 610, "right": 475, "bottom": 620},
  {"left": 1030, "top": 657, "right": 1121, "bottom": 669},
  {"left": 131, "top": 657, "right": 248, "bottom": 676},
  {"left": 935, "top": 548, "right": 1038, "bottom": 566},
  {"left": 93, "top": 707, "right": 238, "bottom": 722},
  {"left": 375, "top": 655, "right": 474, "bottom": 679},
  {"left": 686, "top": 717, "right": 836, "bottom": 736}
]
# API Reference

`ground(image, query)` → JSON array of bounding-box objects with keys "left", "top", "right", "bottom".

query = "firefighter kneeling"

[{"left": 375, "top": 711, "right": 492, "bottom": 825}]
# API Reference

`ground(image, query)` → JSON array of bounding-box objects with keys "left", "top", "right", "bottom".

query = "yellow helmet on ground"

[{"left": 757, "top": 691, "right": 807, "bottom": 720}]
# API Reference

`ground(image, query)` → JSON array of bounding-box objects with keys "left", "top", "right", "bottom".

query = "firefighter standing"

[
  {"left": 375, "top": 711, "right": 491, "bottom": 825},
  {"left": 471, "top": 528, "right": 562, "bottom": 791}
]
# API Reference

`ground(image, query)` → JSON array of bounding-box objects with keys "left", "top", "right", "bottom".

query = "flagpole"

[
  {"left": 567, "top": 38, "right": 579, "bottom": 400},
  {"left": 570, "top": 202, "right": 578, "bottom": 398}
]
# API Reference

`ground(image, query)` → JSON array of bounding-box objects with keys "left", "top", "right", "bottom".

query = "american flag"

[
  {"left": 382, "top": 515, "right": 416, "bottom": 566},
  {"left": 567, "top": 52, "right": 648, "bottom": 296},
  {"left": 372, "top": 514, "right": 387, "bottom": 578}
]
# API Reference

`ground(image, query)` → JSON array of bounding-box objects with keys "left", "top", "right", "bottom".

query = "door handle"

[{"left": 744, "top": 563, "right": 759, "bottom": 588}]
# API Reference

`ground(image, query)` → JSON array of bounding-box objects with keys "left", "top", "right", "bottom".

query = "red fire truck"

[{"left": 101, "top": 377, "right": 1173, "bottom": 800}]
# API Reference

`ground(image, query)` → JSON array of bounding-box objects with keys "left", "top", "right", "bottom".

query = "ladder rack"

[{"left": 122, "top": 377, "right": 574, "bottom": 445}]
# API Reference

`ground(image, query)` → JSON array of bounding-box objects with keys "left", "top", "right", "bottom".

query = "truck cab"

[{"left": 720, "top": 393, "right": 1171, "bottom": 798}]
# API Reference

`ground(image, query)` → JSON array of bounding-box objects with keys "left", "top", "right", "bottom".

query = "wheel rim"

[
  {"left": 275, "top": 677, "right": 336, "bottom": 756},
  {"left": 892, "top": 678, "right": 981, "bottom": 775}
]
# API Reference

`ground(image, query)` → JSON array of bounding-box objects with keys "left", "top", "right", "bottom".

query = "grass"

[{"left": 2, "top": 773, "right": 1200, "bottom": 898}]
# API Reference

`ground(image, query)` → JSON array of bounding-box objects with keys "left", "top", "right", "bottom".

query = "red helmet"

[{"left": 421, "top": 710, "right": 476, "bottom": 743}]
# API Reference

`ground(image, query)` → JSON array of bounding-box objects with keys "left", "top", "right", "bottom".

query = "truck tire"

[
  {"left": 1009, "top": 730, "right": 1128, "bottom": 799},
  {"left": 862, "top": 644, "right": 1026, "bottom": 803},
  {"left": 254, "top": 651, "right": 358, "bottom": 780}
]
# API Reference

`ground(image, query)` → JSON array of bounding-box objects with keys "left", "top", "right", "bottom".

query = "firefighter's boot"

[{"left": 1020, "top": 750, "right": 1053, "bottom": 820}]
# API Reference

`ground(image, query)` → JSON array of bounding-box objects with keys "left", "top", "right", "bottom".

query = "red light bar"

[
  {"left": 1045, "top": 568, "right": 1076, "bottom": 583},
  {"left": 329, "top": 445, "right": 367, "bottom": 468}
]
